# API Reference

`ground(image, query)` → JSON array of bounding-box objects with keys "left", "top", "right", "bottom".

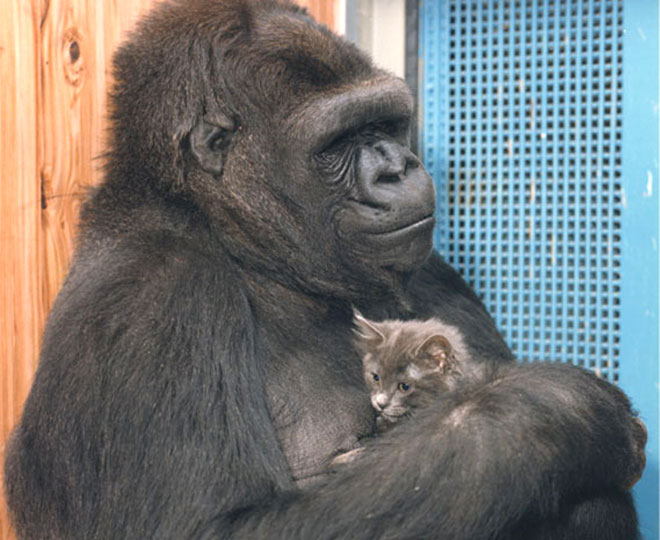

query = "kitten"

[
  {"left": 330, "top": 313, "right": 479, "bottom": 467},
  {"left": 353, "top": 312, "right": 478, "bottom": 431}
]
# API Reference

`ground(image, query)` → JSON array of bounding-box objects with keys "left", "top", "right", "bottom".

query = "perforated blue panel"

[
  {"left": 420, "top": 0, "right": 659, "bottom": 537},
  {"left": 423, "top": 0, "right": 625, "bottom": 377}
]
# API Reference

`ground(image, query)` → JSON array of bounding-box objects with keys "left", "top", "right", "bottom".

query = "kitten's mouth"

[{"left": 379, "top": 412, "right": 406, "bottom": 420}]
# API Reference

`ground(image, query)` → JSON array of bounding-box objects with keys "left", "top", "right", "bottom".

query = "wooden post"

[
  {"left": 298, "top": 0, "right": 336, "bottom": 30},
  {"left": 0, "top": 2, "right": 40, "bottom": 538}
]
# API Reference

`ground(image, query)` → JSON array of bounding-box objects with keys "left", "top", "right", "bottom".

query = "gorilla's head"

[{"left": 109, "top": 0, "right": 435, "bottom": 300}]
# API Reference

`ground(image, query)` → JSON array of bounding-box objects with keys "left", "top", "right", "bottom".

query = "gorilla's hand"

[
  {"left": 481, "top": 362, "right": 647, "bottom": 498},
  {"left": 625, "top": 417, "right": 647, "bottom": 490}
]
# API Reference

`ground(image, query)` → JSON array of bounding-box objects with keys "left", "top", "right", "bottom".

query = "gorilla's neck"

[
  {"left": 239, "top": 268, "right": 355, "bottom": 345},
  {"left": 237, "top": 266, "right": 420, "bottom": 358},
  {"left": 218, "top": 237, "right": 413, "bottom": 316}
]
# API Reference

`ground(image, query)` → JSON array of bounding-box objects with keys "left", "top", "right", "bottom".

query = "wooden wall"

[{"left": 0, "top": 1, "right": 338, "bottom": 538}]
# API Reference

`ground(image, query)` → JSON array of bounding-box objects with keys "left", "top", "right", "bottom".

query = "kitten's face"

[
  {"left": 362, "top": 352, "right": 427, "bottom": 424},
  {"left": 354, "top": 313, "right": 454, "bottom": 427}
]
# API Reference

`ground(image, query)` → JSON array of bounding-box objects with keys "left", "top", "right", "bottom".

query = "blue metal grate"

[
  {"left": 422, "top": 0, "right": 623, "bottom": 380},
  {"left": 420, "top": 1, "right": 659, "bottom": 538}
]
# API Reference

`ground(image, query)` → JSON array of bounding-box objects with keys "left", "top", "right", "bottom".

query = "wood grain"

[
  {"left": 298, "top": 0, "right": 336, "bottom": 29},
  {"left": 0, "top": 2, "right": 40, "bottom": 538},
  {"left": 0, "top": 2, "right": 337, "bottom": 538}
]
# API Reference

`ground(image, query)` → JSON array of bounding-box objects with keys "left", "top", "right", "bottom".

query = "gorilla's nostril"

[
  {"left": 406, "top": 158, "right": 419, "bottom": 170},
  {"left": 378, "top": 174, "right": 401, "bottom": 184}
]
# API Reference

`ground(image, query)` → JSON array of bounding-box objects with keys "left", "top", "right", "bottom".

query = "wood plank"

[
  {"left": 0, "top": 0, "right": 40, "bottom": 538},
  {"left": 39, "top": 0, "right": 103, "bottom": 307},
  {"left": 296, "top": 0, "right": 337, "bottom": 30}
]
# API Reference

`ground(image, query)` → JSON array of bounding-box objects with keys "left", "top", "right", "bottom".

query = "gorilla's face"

[
  {"left": 272, "top": 76, "right": 436, "bottom": 295},
  {"left": 184, "top": 11, "right": 435, "bottom": 298},
  {"left": 307, "top": 82, "right": 436, "bottom": 274}
]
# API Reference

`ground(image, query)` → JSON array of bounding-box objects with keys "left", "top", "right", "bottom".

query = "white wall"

[{"left": 344, "top": 0, "right": 405, "bottom": 78}]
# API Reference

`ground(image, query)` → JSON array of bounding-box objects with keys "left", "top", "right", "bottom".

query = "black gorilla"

[{"left": 4, "top": 1, "right": 646, "bottom": 538}]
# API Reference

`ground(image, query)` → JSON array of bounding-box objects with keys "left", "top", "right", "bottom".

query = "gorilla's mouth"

[
  {"left": 337, "top": 211, "right": 435, "bottom": 271},
  {"left": 372, "top": 215, "right": 436, "bottom": 240}
]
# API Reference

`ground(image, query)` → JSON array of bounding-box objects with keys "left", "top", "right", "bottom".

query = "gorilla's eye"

[
  {"left": 209, "top": 130, "right": 231, "bottom": 151},
  {"left": 398, "top": 382, "right": 410, "bottom": 392},
  {"left": 315, "top": 139, "right": 357, "bottom": 185},
  {"left": 372, "top": 373, "right": 380, "bottom": 382},
  {"left": 362, "top": 118, "right": 409, "bottom": 142}
]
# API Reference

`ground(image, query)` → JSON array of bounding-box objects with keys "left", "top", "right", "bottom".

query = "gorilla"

[{"left": 4, "top": 1, "right": 646, "bottom": 538}]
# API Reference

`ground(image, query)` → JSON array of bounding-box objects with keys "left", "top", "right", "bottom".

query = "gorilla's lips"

[
  {"left": 373, "top": 215, "right": 436, "bottom": 243},
  {"left": 342, "top": 213, "right": 436, "bottom": 272}
]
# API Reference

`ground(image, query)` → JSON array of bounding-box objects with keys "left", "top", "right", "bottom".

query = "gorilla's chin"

[
  {"left": 378, "top": 220, "right": 435, "bottom": 272},
  {"left": 349, "top": 216, "right": 435, "bottom": 274}
]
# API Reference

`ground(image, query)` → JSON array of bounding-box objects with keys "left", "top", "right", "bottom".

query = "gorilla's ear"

[{"left": 190, "top": 113, "right": 236, "bottom": 175}]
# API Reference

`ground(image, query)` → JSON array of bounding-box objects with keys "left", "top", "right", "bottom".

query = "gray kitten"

[
  {"left": 330, "top": 313, "right": 480, "bottom": 467},
  {"left": 353, "top": 312, "right": 478, "bottom": 431}
]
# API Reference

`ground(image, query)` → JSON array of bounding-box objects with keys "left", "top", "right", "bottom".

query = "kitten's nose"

[{"left": 373, "top": 394, "right": 389, "bottom": 411}]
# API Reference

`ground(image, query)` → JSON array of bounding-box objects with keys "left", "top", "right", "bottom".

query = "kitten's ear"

[
  {"left": 352, "top": 310, "right": 385, "bottom": 345},
  {"left": 417, "top": 335, "right": 453, "bottom": 370}
]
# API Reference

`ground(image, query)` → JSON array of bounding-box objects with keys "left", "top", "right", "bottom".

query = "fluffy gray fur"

[{"left": 354, "top": 312, "right": 485, "bottom": 430}]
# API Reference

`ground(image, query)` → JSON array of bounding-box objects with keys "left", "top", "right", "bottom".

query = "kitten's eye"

[
  {"left": 372, "top": 373, "right": 380, "bottom": 382},
  {"left": 398, "top": 382, "right": 410, "bottom": 392}
]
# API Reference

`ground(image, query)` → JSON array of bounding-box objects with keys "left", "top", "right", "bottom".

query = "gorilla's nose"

[
  {"left": 350, "top": 142, "right": 435, "bottom": 236},
  {"left": 372, "top": 140, "right": 410, "bottom": 179}
]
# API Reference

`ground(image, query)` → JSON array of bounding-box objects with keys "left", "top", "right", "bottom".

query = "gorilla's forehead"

[
  {"left": 222, "top": 2, "right": 399, "bottom": 117},
  {"left": 214, "top": 4, "right": 414, "bottom": 151},
  {"left": 251, "top": 6, "right": 372, "bottom": 84},
  {"left": 285, "top": 79, "right": 414, "bottom": 152}
]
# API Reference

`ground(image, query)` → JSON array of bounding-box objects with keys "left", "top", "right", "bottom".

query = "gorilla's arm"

[
  {"left": 404, "top": 252, "right": 643, "bottom": 538},
  {"left": 209, "top": 364, "right": 643, "bottom": 540},
  {"left": 4, "top": 241, "right": 293, "bottom": 539},
  {"left": 525, "top": 491, "right": 639, "bottom": 540}
]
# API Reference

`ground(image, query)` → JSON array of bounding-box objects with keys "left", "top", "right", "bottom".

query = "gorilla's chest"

[{"left": 263, "top": 345, "right": 374, "bottom": 484}]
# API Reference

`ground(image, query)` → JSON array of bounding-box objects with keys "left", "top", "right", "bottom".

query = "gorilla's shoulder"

[
  {"left": 411, "top": 250, "right": 484, "bottom": 306},
  {"left": 59, "top": 222, "right": 235, "bottom": 323}
]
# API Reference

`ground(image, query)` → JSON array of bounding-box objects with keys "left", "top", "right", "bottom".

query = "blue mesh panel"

[
  {"left": 422, "top": 0, "right": 623, "bottom": 379},
  {"left": 420, "top": 1, "right": 659, "bottom": 538}
]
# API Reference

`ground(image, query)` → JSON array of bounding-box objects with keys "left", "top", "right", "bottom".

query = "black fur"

[{"left": 4, "top": 1, "right": 645, "bottom": 538}]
